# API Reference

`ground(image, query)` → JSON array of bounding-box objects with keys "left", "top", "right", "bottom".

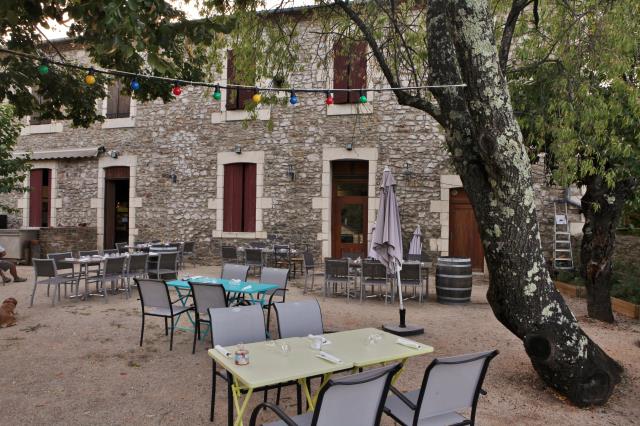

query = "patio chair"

[
  {"left": 244, "top": 248, "right": 264, "bottom": 277},
  {"left": 135, "top": 278, "right": 193, "bottom": 351},
  {"left": 46, "top": 252, "right": 78, "bottom": 297},
  {"left": 181, "top": 241, "right": 196, "bottom": 268},
  {"left": 383, "top": 350, "right": 499, "bottom": 426},
  {"left": 341, "top": 251, "right": 362, "bottom": 260},
  {"left": 78, "top": 250, "right": 102, "bottom": 279},
  {"left": 274, "top": 299, "right": 324, "bottom": 339},
  {"left": 87, "top": 256, "right": 127, "bottom": 302},
  {"left": 208, "top": 305, "right": 301, "bottom": 424},
  {"left": 360, "top": 260, "right": 391, "bottom": 303},
  {"left": 400, "top": 262, "right": 423, "bottom": 303},
  {"left": 324, "top": 259, "right": 355, "bottom": 301},
  {"left": 188, "top": 281, "right": 228, "bottom": 354},
  {"left": 221, "top": 263, "right": 250, "bottom": 281},
  {"left": 30, "top": 259, "right": 79, "bottom": 307},
  {"left": 79, "top": 250, "right": 99, "bottom": 257},
  {"left": 259, "top": 267, "right": 289, "bottom": 332},
  {"left": 149, "top": 251, "right": 179, "bottom": 280},
  {"left": 123, "top": 253, "right": 149, "bottom": 297},
  {"left": 102, "top": 248, "right": 118, "bottom": 256},
  {"left": 249, "top": 362, "right": 402, "bottom": 426},
  {"left": 302, "top": 251, "right": 316, "bottom": 294},
  {"left": 115, "top": 242, "right": 128, "bottom": 254},
  {"left": 221, "top": 245, "right": 238, "bottom": 264},
  {"left": 273, "top": 244, "right": 290, "bottom": 270},
  {"left": 406, "top": 254, "right": 421, "bottom": 262}
]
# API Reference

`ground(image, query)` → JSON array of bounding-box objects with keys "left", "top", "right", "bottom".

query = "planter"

[{"left": 555, "top": 281, "right": 640, "bottom": 320}]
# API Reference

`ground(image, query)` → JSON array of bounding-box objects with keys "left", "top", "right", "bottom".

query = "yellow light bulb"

[
  {"left": 85, "top": 74, "right": 96, "bottom": 85},
  {"left": 252, "top": 93, "right": 262, "bottom": 103}
]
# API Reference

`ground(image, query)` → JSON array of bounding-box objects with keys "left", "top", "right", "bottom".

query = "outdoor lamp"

[
  {"left": 287, "top": 164, "right": 295, "bottom": 181},
  {"left": 235, "top": 145, "right": 242, "bottom": 154},
  {"left": 403, "top": 162, "right": 413, "bottom": 180},
  {"left": 346, "top": 142, "right": 353, "bottom": 151}
]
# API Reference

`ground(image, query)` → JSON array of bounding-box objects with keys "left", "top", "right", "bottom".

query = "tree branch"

[{"left": 499, "top": 0, "right": 534, "bottom": 72}]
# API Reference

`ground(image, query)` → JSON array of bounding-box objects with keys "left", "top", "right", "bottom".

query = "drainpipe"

[{"left": 563, "top": 187, "right": 582, "bottom": 210}]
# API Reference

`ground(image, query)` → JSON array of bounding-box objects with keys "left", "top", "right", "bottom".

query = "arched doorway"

[{"left": 104, "top": 166, "right": 130, "bottom": 249}]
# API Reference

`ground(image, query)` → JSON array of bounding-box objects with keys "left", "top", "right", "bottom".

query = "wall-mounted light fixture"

[
  {"left": 403, "top": 162, "right": 413, "bottom": 180},
  {"left": 234, "top": 144, "right": 242, "bottom": 154},
  {"left": 345, "top": 142, "right": 353, "bottom": 151},
  {"left": 287, "top": 164, "right": 296, "bottom": 181},
  {"left": 162, "top": 172, "right": 178, "bottom": 183},
  {"left": 107, "top": 150, "right": 119, "bottom": 159}
]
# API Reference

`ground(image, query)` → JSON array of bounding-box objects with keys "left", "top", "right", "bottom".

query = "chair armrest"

[
  {"left": 479, "top": 388, "right": 487, "bottom": 396},
  {"left": 267, "top": 288, "right": 287, "bottom": 305},
  {"left": 389, "top": 385, "right": 417, "bottom": 410},
  {"left": 250, "top": 402, "right": 297, "bottom": 426}
]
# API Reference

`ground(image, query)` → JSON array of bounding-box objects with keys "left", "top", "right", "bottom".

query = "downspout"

[{"left": 563, "top": 187, "right": 582, "bottom": 210}]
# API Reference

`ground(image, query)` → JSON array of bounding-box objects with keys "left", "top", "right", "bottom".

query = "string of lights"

[{"left": 1, "top": 46, "right": 466, "bottom": 105}]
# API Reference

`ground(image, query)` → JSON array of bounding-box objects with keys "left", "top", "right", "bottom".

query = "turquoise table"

[{"left": 165, "top": 276, "right": 279, "bottom": 333}]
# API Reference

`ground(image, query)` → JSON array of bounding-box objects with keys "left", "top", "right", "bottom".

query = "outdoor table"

[
  {"left": 63, "top": 254, "right": 130, "bottom": 299},
  {"left": 208, "top": 327, "right": 433, "bottom": 426}
]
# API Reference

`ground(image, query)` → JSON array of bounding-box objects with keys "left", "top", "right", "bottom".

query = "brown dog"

[{"left": 0, "top": 297, "right": 17, "bottom": 328}]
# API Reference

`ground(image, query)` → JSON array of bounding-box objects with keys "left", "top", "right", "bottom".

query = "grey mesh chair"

[
  {"left": 88, "top": 256, "right": 126, "bottom": 302},
  {"left": 30, "top": 259, "right": 79, "bottom": 306},
  {"left": 150, "top": 251, "right": 179, "bottom": 280},
  {"left": 188, "top": 282, "right": 228, "bottom": 354},
  {"left": 115, "top": 242, "right": 128, "bottom": 254},
  {"left": 208, "top": 305, "right": 301, "bottom": 424},
  {"left": 244, "top": 248, "right": 264, "bottom": 276},
  {"left": 259, "top": 267, "right": 289, "bottom": 331},
  {"left": 221, "top": 263, "right": 250, "bottom": 281},
  {"left": 124, "top": 253, "right": 149, "bottom": 297},
  {"left": 274, "top": 299, "right": 324, "bottom": 338},
  {"left": 181, "top": 241, "right": 196, "bottom": 268},
  {"left": 406, "top": 254, "right": 421, "bottom": 262},
  {"left": 302, "top": 251, "right": 316, "bottom": 294},
  {"left": 324, "top": 259, "right": 355, "bottom": 301},
  {"left": 400, "top": 262, "right": 423, "bottom": 303},
  {"left": 221, "top": 245, "right": 238, "bottom": 264},
  {"left": 103, "top": 248, "right": 118, "bottom": 255},
  {"left": 273, "top": 244, "right": 290, "bottom": 270},
  {"left": 78, "top": 250, "right": 102, "bottom": 279},
  {"left": 360, "top": 260, "right": 390, "bottom": 303},
  {"left": 384, "top": 350, "right": 499, "bottom": 426},
  {"left": 79, "top": 250, "right": 99, "bottom": 256},
  {"left": 47, "top": 252, "right": 78, "bottom": 297},
  {"left": 135, "top": 278, "right": 193, "bottom": 351},
  {"left": 250, "top": 363, "right": 402, "bottom": 426}
]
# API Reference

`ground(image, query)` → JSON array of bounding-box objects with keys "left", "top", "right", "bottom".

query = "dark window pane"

[
  {"left": 336, "top": 182, "right": 368, "bottom": 196},
  {"left": 340, "top": 204, "right": 364, "bottom": 243}
]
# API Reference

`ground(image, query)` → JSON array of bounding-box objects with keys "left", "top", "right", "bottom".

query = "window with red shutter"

[
  {"left": 333, "top": 41, "right": 368, "bottom": 104},
  {"left": 226, "top": 50, "right": 255, "bottom": 111},
  {"left": 223, "top": 163, "right": 257, "bottom": 232},
  {"left": 29, "top": 168, "right": 51, "bottom": 227}
]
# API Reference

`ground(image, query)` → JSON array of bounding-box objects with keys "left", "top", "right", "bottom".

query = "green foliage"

[
  {"left": 0, "top": 105, "right": 30, "bottom": 212},
  {"left": 611, "top": 260, "right": 640, "bottom": 304}
]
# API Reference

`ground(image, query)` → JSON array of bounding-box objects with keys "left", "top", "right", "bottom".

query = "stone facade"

[
  {"left": 38, "top": 226, "right": 98, "bottom": 257},
  {"left": 0, "top": 21, "right": 576, "bottom": 268}
]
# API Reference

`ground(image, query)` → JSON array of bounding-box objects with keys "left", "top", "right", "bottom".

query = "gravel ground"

[{"left": 0, "top": 264, "right": 638, "bottom": 425}]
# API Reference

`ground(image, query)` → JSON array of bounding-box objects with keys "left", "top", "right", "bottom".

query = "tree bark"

[
  {"left": 580, "top": 176, "right": 637, "bottom": 323},
  {"left": 423, "top": 0, "right": 622, "bottom": 406}
]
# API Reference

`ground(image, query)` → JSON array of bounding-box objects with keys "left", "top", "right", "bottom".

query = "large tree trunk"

[
  {"left": 424, "top": 0, "right": 622, "bottom": 406},
  {"left": 580, "top": 176, "right": 637, "bottom": 322}
]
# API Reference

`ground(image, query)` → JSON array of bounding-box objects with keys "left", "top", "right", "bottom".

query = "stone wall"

[{"left": 38, "top": 226, "right": 98, "bottom": 256}]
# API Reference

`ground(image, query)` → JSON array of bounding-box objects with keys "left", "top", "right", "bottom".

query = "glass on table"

[
  {"left": 280, "top": 342, "right": 291, "bottom": 356},
  {"left": 366, "top": 333, "right": 383, "bottom": 345}
]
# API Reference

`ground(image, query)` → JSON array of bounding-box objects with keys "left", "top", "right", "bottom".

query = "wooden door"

[
  {"left": 104, "top": 167, "right": 129, "bottom": 249},
  {"left": 331, "top": 161, "right": 368, "bottom": 258},
  {"left": 449, "top": 188, "right": 484, "bottom": 272},
  {"left": 29, "top": 169, "right": 51, "bottom": 227}
]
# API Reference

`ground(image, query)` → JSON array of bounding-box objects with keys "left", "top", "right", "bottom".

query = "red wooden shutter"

[
  {"left": 29, "top": 169, "right": 43, "bottom": 227},
  {"left": 223, "top": 164, "right": 244, "bottom": 232},
  {"left": 348, "top": 42, "right": 368, "bottom": 103},
  {"left": 333, "top": 41, "right": 349, "bottom": 104},
  {"left": 226, "top": 50, "right": 239, "bottom": 110},
  {"left": 242, "top": 164, "right": 256, "bottom": 232}
]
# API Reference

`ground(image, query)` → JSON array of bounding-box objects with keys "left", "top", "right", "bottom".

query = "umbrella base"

[{"left": 382, "top": 324, "right": 424, "bottom": 336}]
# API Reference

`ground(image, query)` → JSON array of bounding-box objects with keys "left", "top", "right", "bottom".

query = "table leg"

[
  {"left": 231, "top": 377, "right": 254, "bottom": 426},
  {"left": 172, "top": 287, "right": 196, "bottom": 333},
  {"left": 299, "top": 372, "right": 332, "bottom": 411}
]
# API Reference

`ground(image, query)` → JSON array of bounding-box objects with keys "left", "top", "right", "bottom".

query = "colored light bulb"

[
  {"left": 213, "top": 85, "right": 222, "bottom": 101},
  {"left": 130, "top": 79, "right": 140, "bottom": 91},
  {"left": 325, "top": 92, "right": 334, "bottom": 105},
  {"left": 290, "top": 91, "right": 298, "bottom": 105},
  {"left": 172, "top": 84, "right": 182, "bottom": 96},
  {"left": 252, "top": 92, "right": 262, "bottom": 103},
  {"left": 38, "top": 64, "right": 49, "bottom": 75},
  {"left": 85, "top": 73, "right": 96, "bottom": 85}
]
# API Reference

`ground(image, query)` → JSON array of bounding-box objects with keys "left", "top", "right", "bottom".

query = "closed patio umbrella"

[
  {"left": 408, "top": 226, "right": 422, "bottom": 258},
  {"left": 372, "top": 167, "right": 423, "bottom": 336},
  {"left": 367, "top": 221, "right": 377, "bottom": 259}
]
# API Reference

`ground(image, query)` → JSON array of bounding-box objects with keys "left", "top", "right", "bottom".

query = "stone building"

[{"left": 0, "top": 19, "right": 583, "bottom": 271}]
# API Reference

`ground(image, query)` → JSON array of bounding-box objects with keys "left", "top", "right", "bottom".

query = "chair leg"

[
  {"left": 296, "top": 382, "right": 302, "bottom": 414},
  {"left": 303, "top": 273, "right": 308, "bottom": 294},
  {"left": 140, "top": 314, "right": 145, "bottom": 346},
  {"left": 165, "top": 317, "right": 169, "bottom": 336},
  {"left": 227, "top": 377, "right": 234, "bottom": 426},
  {"left": 210, "top": 362, "right": 216, "bottom": 422},
  {"left": 192, "top": 319, "right": 199, "bottom": 354},
  {"left": 169, "top": 317, "right": 175, "bottom": 351},
  {"left": 30, "top": 282, "right": 38, "bottom": 307},
  {"left": 51, "top": 285, "right": 58, "bottom": 306},
  {"left": 265, "top": 305, "right": 273, "bottom": 332},
  {"left": 276, "top": 385, "right": 281, "bottom": 405}
]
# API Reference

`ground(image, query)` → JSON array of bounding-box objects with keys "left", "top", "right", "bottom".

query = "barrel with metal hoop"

[{"left": 436, "top": 257, "right": 473, "bottom": 304}]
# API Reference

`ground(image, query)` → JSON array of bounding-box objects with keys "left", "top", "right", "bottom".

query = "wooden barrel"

[{"left": 436, "top": 257, "right": 473, "bottom": 304}]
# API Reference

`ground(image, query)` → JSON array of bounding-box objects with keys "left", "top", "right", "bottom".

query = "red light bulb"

[
  {"left": 325, "top": 94, "right": 334, "bottom": 105},
  {"left": 172, "top": 85, "right": 182, "bottom": 96}
]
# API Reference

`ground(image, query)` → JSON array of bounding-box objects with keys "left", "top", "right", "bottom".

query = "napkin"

[
  {"left": 214, "top": 345, "right": 231, "bottom": 358},
  {"left": 396, "top": 338, "right": 423, "bottom": 349},
  {"left": 316, "top": 351, "right": 342, "bottom": 364},
  {"left": 242, "top": 285, "right": 252, "bottom": 291},
  {"left": 190, "top": 275, "right": 203, "bottom": 280}
]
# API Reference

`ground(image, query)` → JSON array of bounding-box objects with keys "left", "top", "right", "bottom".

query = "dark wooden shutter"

[
  {"left": 223, "top": 164, "right": 244, "bottom": 232},
  {"left": 333, "top": 41, "right": 350, "bottom": 104},
  {"left": 29, "top": 169, "right": 43, "bottom": 227},
  {"left": 107, "top": 81, "right": 131, "bottom": 118},
  {"left": 348, "top": 42, "right": 368, "bottom": 103},
  {"left": 242, "top": 164, "right": 256, "bottom": 232},
  {"left": 226, "top": 50, "right": 239, "bottom": 110}
]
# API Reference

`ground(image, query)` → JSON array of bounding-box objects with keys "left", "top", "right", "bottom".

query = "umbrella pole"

[
  {"left": 396, "top": 269, "right": 406, "bottom": 327},
  {"left": 382, "top": 267, "right": 424, "bottom": 336}
]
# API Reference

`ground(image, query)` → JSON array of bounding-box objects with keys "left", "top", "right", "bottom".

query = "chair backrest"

[
  {"left": 260, "top": 267, "right": 289, "bottom": 290},
  {"left": 128, "top": 253, "right": 148, "bottom": 274},
  {"left": 47, "top": 252, "right": 73, "bottom": 271},
  {"left": 274, "top": 300, "right": 323, "bottom": 338},
  {"left": 361, "top": 260, "right": 387, "bottom": 281},
  {"left": 303, "top": 251, "right": 315, "bottom": 269},
  {"left": 400, "top": 262, "right": 421, "bottom": 283},
  {"left": 115, "top": 242, "right": 127, "bottom": 254},
  {"left": 406, "top": 254, "right": 421, "bottom": 262},
  {"left": 189, "top": 282, "right": 228, "bottom": 315},
  {"left": 312, "top": 363, "right": 401, "bottom": 426},
  {"left": 79, "top": 250, "right": 99, "bottom": 257},
  {"left": 416, "top": 350, "right": 499, "bottom": 423},
  {"left": 33, "top": 258, "right": 57, "bottom": 278},
  {"left": 342, "top": 251, "right": 362, "bottom": 260},
  {"left": 158, "top": 252, "right": 179, "bottom": 270},
  {"left": 221, "top": 245, "right": 237, "bottom": 262},
  {"left": 150, "top": 245, "right": 175, "bottom": 253},
  {"left": 221, "top": 263, "right": 250, "bottom": 281},
  {"left": 250, "top": 241, "right": 267, "bottom": 248},
  {"left": 103, "top": 249, "right": 118, "bottom": 256},
  {"left": 245, "top": 248, "right": 263, "bottom": 264},
  {"left": 273, "top": 244, "right": 290, "bottom": 261},
  {"left": 104, "top": 256, "right": 126, "bottom": 276},
  {"left": 324, "top": 259, "right": 349, "bottom": 279},
  {"left": 182, "top": 241, "right": 195, "bottom": 254},
  {"left": 208, "top": 305, "right": 266, "bottom": 347},
  {"left": 135, "top": 278, "right": 172, "bottom": 311}
]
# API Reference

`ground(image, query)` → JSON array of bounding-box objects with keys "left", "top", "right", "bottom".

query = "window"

[
  {"left": 226, "top": 50, "right": 255, "bottom": 111},
  {"left": 106, "top": 80, "right": 131, "bottom": 119},
  {"left": 29, "top": 92, "right": 51, "bottom": 125},
  {"left": 223, "top": 163, "right": 256, "bottom": 232},
  {"left": 333, "top": 40, "right": 367, "bottom": 104},
  {"left": 29, "top": 169, "right": 51, "bottom": 227}
]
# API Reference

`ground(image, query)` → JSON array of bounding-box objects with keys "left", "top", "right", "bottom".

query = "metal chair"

[
  {"left": 115, "top": 242, "right": 128, "bottom": 254},
  {"left": 102, "top": 249, "right": 118, "bottom": 255},
  {"left": 46, "top": 252, "right": 78, "bottom": 297},
  {"left": 302, "top": 251, "right": 316, "bottom": 294},
  {"left": 360, "top": 260, "right": 391, "bottom": 303},
  {"left": 78, "top": 250, "right": 102, "bottom": 280},
  {"left": 384, "top": 350, "right": 499, "bottom": 426},
  {"left": 342, "top": 251, "right": 362, "bottom": 260},
  {"left": 324, "top": 259, "right": 355, "bottom": 301},
  {"left": 188, "top": 282, "right": 228, "bottom": 354},
  {"left": 30, "top": 259, "right": 79, "bottom": 307},
  {"left": 273, "top": 244, "right": 290, "bottom": 270},
  {"left": 400, "top": 262, "right": 423, "bottom": 303},
  {"left": 221, "top": 263, "right": 250, "bottom": 281},
  {"left": 181, "top": 241, "right": 196, "bottom": 268},
  {"left": 250, "top": 363, "right": 402, "bottom": 426},
  {"left": 406, "top": 254, "right": 421, "bottom": 262},
  {"left": 87, "top": 256, "right": 126, "bottom": 302},
  {"left": 78, "top": 250, "right": 99, "bottom": 257},
  {"left": 124, "top": 253, "right": 148, "bottom": 297},
  {"left": 135, "top": 278, "right": 193, "bottom": 351},
  {"left": 274, "top": 299, "right": 324, "bottom": 339},
  {"left": 221, "top": 245, "right": 238, "bottom": 264},
  {"left": 259, "top": 267, "right": 289, "bottom": 331},
  {"left": 150, "top": 251, "right": 179, "bottom": 280},
  {"left": 244, "top": 248, "right": 264, "bottom": 276}
]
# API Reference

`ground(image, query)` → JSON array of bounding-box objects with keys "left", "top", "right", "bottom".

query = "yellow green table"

[{"left": 208, "top": 327, "right": 434, "bottom": 426}]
